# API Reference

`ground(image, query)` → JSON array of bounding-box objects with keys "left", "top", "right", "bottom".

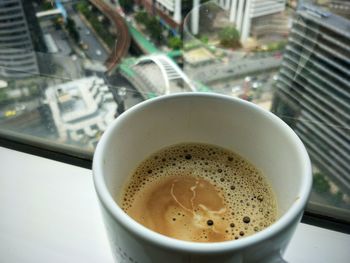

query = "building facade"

[
  {"left": 271, "top": 4, "right": 350, "bottom": 193},
  {"left": 0, "top": 0, "right": 39, "bottom": 78},
  {"left": 218, "top": 0, "right": 286, "bottom": 41},
  {"left": 137, "top": 0, "right": 184, "bottom": 30},
  {"left": 138, "top": 0, "right": 286, "bottom": 41}
]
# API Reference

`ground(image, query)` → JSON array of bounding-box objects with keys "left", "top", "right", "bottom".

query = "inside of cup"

[{"left": 102, "top": 94, "right": 309, "bottom": 218}]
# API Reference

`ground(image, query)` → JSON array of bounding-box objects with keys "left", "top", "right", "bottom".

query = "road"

[
  {"left": 185, "top": 56, "right": 282, "bottom": 84},
  {"left": 64, "top": 3, "right": 109, "bottom": 62},
  {"left": 105, "top": 72, "right": 144, "bottom": 112},
  {"left": 89, "top": 0, "right": 131, "bottom": 72}
]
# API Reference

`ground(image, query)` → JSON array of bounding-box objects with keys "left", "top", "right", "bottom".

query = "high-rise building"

[
  {"left": 0, "top": 0, "right": 39, "bottom": 78},
  {"left": 271, "top": 4, "right": 350, "bottom": 193}
]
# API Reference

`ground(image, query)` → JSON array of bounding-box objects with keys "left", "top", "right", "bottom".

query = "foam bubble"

[{"left": 119, "top": 143, "right": 277, "bottom": 243}]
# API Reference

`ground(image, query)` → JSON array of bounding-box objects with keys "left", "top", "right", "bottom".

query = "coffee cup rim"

[{"left": 93, "top": 92, "right": 312, "bottom": 253}]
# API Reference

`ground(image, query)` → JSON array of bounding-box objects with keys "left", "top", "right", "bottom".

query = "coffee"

[{"left": 119, "top": 143, "right": 277, "bottom": 242}]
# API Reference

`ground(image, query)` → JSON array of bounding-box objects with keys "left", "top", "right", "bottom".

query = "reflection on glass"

[
  {"left": 271, "top": 2, "right": 350, "bottom": 211},
  {"left": 182, "top": 1, "right": 289, "bottom": 109},
  {"left": 0, "top": 1, "right": 349, "bottom": 216}
]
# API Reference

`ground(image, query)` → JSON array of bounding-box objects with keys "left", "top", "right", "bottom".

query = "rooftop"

[{"left": 299, "top": 3, "right": 350, "bottom": 38}]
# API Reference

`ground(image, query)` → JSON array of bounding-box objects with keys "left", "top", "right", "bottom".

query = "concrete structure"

[
  {"left": 149, "top": 0, "right": 182, "bottom": 23},
  {"left": 271, "top": 4, "right": 350, "bottom": 193},
  {"left": 139, "top": 0, "right": 286, "bottom": 41},
  {"left": 138, "top": 0, "right": 182, "bottom": 29},
  {"left": 0, "top": 0, "right": 39, "bottom": 78},
  {"left": 45, "top": 76, "right": 117, "bottom": 149},
  {"left": 120, "top": 54, "right": 195, "bottom": 99},
  {"left": 136, "top": 54, "right": 195, "bottom": 94},
  {"left": 217, "top": 0, "right": 286, "bottom": 41},
  {"left": 323, "top": 0, "right": 350, "bottom": 19},
  {"left": 36, "top": 9, "right": 62, "bottom": 19}
]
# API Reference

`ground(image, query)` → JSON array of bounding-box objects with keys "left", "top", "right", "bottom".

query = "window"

[{"left": 0, "top": 0, "right": 349, "bottom": 225}]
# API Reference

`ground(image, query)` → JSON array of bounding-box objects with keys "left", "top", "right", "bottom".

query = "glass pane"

[{"left": 0, "top": 0, "right": 349, "bottom": 219}]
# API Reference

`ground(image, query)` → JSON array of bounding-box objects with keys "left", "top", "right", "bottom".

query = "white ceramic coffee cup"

[{"left": 93, "top": 93, "right": 312, "bottom": 263}]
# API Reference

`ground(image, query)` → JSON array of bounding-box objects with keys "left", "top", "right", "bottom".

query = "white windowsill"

[{"left": 0, "top": 146, "right": 349, "bottom": 263}]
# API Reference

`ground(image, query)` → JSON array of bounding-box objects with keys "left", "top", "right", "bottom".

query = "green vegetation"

[
  {"left": 167, "top": 49, "right": 182, "bottom": 58},
  {"left": 312, "top": 172, "right": 346, "bottom": 206},
  {"left": 218, "top": 26, "right": 241, "bottom": 49},
  {"left": 119, "top": 0, "right": 134, "bottom": 13},
  {"left": 168, "top": 36, "right": 183, "bottom": 50},
  {"left": 119, "top": 58, "right": 138, "bottom": 77},
  {"left": 195, "top": 81, "right": 213, "bottom": 93},
  {"left": 135, "top": 11, "right": 148, "bottom": 24},
  {"left": 183, "top": 40, "right": 201, "bottom": 51},
  {"left": 135, "top": 11, "right": 163, "bottom": 43},
  {"left": 147, "top": 17, "right": 163, "bottom": 43},
  {"left": 0, "top": 89, "right": 8, "bottom": 102},
  {"left": 313, "top": 172, "right": 330, "bottom": 194},
  {"left": 147, "top": 92, "right": 158, "bottom": 99},
  {"left": 200, "top": 35, "right": 209, "bottom": 44},
  {"left": 42, "top": 0, "right": 54, "bottom": 11},
  {"left": 259, "top": 40, "right": 287, "bottom": 52},
  {"left": 128, "top": 24, "right": 159, "bottom": 53},
  {"left": 53, "top": 17, "right": 63, "bottom": 30},
  {"left": 76, "top": 1, "right": 115, "bottom": 48},
  {"left": 65, "top": 17, "right": 80, "bottom": 43}
]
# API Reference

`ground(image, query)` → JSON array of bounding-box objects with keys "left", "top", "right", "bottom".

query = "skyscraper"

[
  {"left": 0, "top": 0, "right": 39, "bottom": 78},
  {"left": 271, "top": 4, "right": 350, "bottom": 193}
]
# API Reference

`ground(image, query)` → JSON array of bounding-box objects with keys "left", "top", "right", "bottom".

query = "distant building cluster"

[
  {"left": 138, "top": 0, "right": 287, "bottom": 42},
  {"left": 45, "top": 76, "right": 117, "bottom": 148}
]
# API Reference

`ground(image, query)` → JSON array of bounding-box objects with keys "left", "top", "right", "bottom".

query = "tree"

[
  {"left": 0, "top": 89, "right": 8, "bottom": 102},
  {"left": 76, "top": 1, "right": 90, "bottom": 19},
  {"left": 66, "top": 17, "right": 76, "bottom": 30},
  {"left": 313, "top": 172, "right": 330, "bottom": 194},
  {"left": 42, "top": 0, "right": 54, "bottom": 11},
  {"left": 135, "top": 11, "right": 148, "bottom": 24},
  {"left": 65, "top": 17, "right": 80, "bottom": 43},
  {"left": 119, "top": 0, "right": 134, "bottom": 13},
  {"left": 147, "top": 17, "right": 163, "bottom": 43},
  {"left": 53, "top": 17, "right": 63, "bottom": 30},
  {"left": 218, "top": 26, "right": 241, "bottom": 49},
  {"left": 168, "top": 36, "right": 183, "bottom": 50},
  {"left": 200, "top": 35, "right": 209, "bottom": 44}
]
